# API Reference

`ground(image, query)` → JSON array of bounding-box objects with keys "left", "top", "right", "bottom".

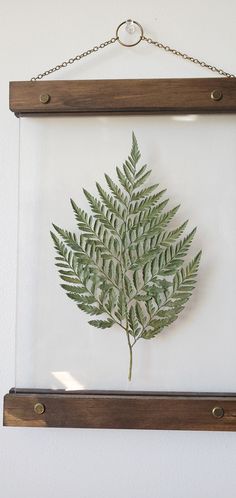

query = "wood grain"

[
  {"left": 9, "top": 78, "right": 236, "bottom": 116},
  {"left": 4, "top": 390, "right": 236, "bottom": 430}
]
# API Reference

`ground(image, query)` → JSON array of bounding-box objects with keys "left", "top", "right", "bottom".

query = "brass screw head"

[
  {"left": 39, "top": 93, "right": 50, "bottom": 104},
  {"left": 34, "top": 402, "right": 45, "bottom": 415},
  {"left": 212, "top": 406, "right": 224, "bottom": 419},
  {"left": 211, "top": 89, "right": 223, "bottom": 101}
]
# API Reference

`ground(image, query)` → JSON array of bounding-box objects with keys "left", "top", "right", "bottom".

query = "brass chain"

[
  {"left": 142, "top": 35, "right": 235, "bottom": 78},
  {"left": 31, "top": 20, "right": 235, "bottom": 81},
  {"left": 31, "top": 37, "right": 118, "bottom": 81}
]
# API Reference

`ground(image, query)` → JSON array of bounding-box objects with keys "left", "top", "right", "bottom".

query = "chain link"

[
  {"left": 142, "top": 35, "right": 235, "bottom": 78},
  {"left": 31, "top": 37, "right": 118, "bottom": 81},
  {"left": 30, "top": 24, "right": 235, "bottom": 81}
]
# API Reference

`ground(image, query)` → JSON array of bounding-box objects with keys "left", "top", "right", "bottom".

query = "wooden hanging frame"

[
  {"left": 4, "top": 76, "right": 236, "bottom": 430},
  {"left": 9, "top": 78, "right": 236, "bottom": 116}
]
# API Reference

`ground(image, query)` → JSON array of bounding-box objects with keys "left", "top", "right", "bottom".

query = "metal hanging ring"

[{"left": 116, "top": 20, "right": 144, "bottom": 47}]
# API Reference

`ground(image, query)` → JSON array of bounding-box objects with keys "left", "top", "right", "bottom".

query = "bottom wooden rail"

[{"left": 3, "top": 389, "right": 236, "bottom": 430}]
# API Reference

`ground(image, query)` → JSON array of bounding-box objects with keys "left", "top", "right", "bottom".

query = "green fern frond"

[
  {"left": 105, "top": 174, "right": 129, "bottom": 207},
  {"left": 88, "top": 318, "right": 115, "bottom": 329},
  {"left": 51, "top": 133, "right": 202, "bottom": 381}
]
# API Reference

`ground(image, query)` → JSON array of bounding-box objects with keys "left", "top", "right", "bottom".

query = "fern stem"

[
  {"left": 126, "top": 331, "right": 133, "bottom": 381},
  {"left": 121, "top": 140, "right": 140, "bottom": 381}
]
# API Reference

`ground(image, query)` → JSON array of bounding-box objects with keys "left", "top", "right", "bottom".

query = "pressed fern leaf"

[{"left": 51, "top": 132, "right": 202, "bottom": 380}]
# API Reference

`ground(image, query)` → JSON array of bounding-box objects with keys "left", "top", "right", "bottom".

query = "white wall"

[{"left": 1, "top": 1, "right": 236, "bottom": 497}]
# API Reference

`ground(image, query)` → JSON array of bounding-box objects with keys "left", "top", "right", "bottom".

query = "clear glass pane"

[{"left": 15, "top": 114, "right": 236, "bottom": 391}]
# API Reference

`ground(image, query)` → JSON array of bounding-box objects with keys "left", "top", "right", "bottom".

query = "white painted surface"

[{"left": 1, "top": 1, "right": 236, "bottom": 497}]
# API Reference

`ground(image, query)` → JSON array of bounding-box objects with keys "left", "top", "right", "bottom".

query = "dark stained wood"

[
  {"left": 9, "top": 78, "right": 236, "bottom": 116},
  {"left": 4, "top": 390, "right": 236, "bottom": 430}
]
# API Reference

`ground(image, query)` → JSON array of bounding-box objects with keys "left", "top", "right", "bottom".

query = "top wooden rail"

[{"left": 9, "top": 78, "right": 236, "bottom": 116}]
